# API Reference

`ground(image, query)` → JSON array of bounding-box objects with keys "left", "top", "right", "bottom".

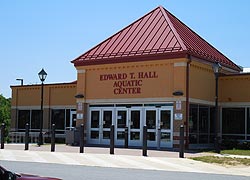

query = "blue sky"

[{"left": 1, "top": 0, "right": 250, "bottom": 98}]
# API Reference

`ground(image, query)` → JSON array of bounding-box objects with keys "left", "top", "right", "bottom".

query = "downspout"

[
  {"left": 48, "top": 86, "right": 51, "bottom": 132},
  {"left": 16, "top": 87, "right": 18, "bottom": 131},
  {"left": 185, "top": 55, "right": 191, "bottom": 149}
]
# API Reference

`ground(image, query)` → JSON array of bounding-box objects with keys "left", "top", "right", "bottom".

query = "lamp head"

[
  {"left": 38, "top": 68, "right": 47, "bottom": 82},
  {"left": 212, "top": 62, "right": 222, "bottom": 74}
]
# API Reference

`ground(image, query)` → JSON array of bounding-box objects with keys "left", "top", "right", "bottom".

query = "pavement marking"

[
  {"left": 79, "top": 154, "right": 120, "bottom": 168},
  {"left": 23, "top": 151, "right": 47, "bottom": 163},
  {"left": 0, "top": 150, "right": 16, "bottom": 161},
  {"left": 111, "top": 155, "right": 162, "bottom": 170},
  {"left": 48, "top": 152, "right": 81, "bottom": 165},
  {"left": 145, "top": 157, "right": 203, "bottom": 172}
]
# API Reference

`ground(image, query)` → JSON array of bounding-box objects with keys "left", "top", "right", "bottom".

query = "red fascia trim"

[
  {"left": 73, "top": 52, "right": 188, "bottom": 67},
  {"left": 220, "top": 73, "right": 250, "bottom": 77},
  {"left": 188, "top": 51, "right": 241, "bottom": 72}
]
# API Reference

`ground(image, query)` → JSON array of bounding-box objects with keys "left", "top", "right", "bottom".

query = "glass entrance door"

[
  {"left": 101, "top": 110, "right": 113, "bottom": 144},
  {"left": 145, "top": 107, "right": 173, "bottom": 148},
  {"left": 129, "top": 109, "right": 142, "bottom": 146},
  {"left": 146, "top": 109, "right": 157, "bottom": 146},
  {"left": 160, "top": 109, "right": 172, "bottom": 148},
  {"left": 89, "top": 110, "right": 100, "bottom": 144},
  {"left": 89, "top": 108, "right": 113, "bottom": 145},
  {"left": 115, "top": 109, "right": 128, "bottom": 145},
  {"left": 70, "top": 110, "right": 76, "bottom": 128},
  {"left": 89, "top": 106, "right": 172, "bottom": 148}
]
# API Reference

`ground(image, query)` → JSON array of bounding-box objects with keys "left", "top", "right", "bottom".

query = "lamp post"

[
  {"left": 212, "top": 62, "right": 221, "bottom": 153},
  {"left": 38, "top": 68, "right": 47, "bottom": 146},
  {"left": 16, "top": 78, "right": 23, "bottom": 86}
]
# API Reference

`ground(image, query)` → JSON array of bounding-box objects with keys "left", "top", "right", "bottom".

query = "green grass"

[
  {"left": 190, "top": 149, "right": 250, "bottom": 166},
  {"left": 221, "top": 149, "right": 250, "bottom": 156},
  {"left": 191, "top": 156, "right": 250, "bottom": 166}
]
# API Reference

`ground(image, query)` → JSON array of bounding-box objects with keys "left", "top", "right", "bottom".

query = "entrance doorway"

[
  {"left": 115, "top": 108, "right": 142, "bottom": 146},
  {"left": 70, "top": 110, "right": 77, "bottom": 128},
  {"left": 145, "top": 108, "right": 172, "bottom": 148},
  {"left": 89, "top": 108, "right": 114, "bottom": 145},
  {"left": 88, "top": 105, "right": 173, "bottom": 148}
]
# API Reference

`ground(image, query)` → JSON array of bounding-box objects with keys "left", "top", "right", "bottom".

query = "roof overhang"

[{"left": 73, "top": 51, "right": 188, "bottom": 67}]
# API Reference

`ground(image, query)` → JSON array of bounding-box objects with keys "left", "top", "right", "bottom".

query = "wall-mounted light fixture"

[
  {"left": 75, "top": 94, "right": 84, "bottom": 98},
  {"left": 172, "top": 90, "right": 184, "bottom": 96}
]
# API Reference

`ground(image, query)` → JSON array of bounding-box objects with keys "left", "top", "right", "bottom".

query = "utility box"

[{"left": 65, "top": 127, "right": 80, "bottom": 146}]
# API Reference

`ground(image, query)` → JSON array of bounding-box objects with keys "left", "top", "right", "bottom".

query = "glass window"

[
  {"left": 199, "top": 106, "right": 209, "bottom": 143},
  {"left": 18, "top": 110, "right": 30, "bottom": 129},
  {"left": 209, "top": 107, "right": 215, "bottom": 143},
  {"left": 131, "top": 110, "right": 140, "bottom": 129},
  {"left": 189, "top": 104, "right": 198, "bottom": 134},
  {"left": 189, "top": 104, "right": 198, "bottom": 144},
  {"left": 91, "top": 131, "right": 99, "bottom": 139},
  {"left": 103, "top": 111, "right": 112, "bottom": 128},
  {"left": 103, "top": 131, "right": 110, "bottom": 139},
  {"left": 189, "top": 104, "right": 212, "bottom": 144},
  {"left": 130, "top": 132, "right": 140, "bottom": 140},
  {"left": 147, "top": 132, "right": 156, "bottom": 141},
  {"left": 161, "top": 132, "right": 171, "bottom": 142},
  {"left": 146, "top": 110, "right": 156, "bottom": 129},
  {"left": 91, "top": 111, "right": 100, "bottom": 128},
  {"left": 117, "top": 131, "right": 125, "bottom": 139},
  {"left": 210, "top": 107, "right": 215, "bottom": 133},
  {"left": 199, "top": 106, "right": 209, "bottom": 133},
  {"left": 160, "top": 110, "right": 171, "bottom": 129},
  {"left": 222, "top": 108, "right": 245, "bottom": 134},
  {"left": 31, "top": 110, "right": 41, "bottom": 129},
  {"left": 247, "top": 108, "right": 250, "bottom": 134},
  {"left": 66, "top": 109, "right": 70, "bottom": 128},
  {"left": 51, "top": 109, "right": 65, "bottom": 131},
  {"left": 117, "top": 111, "right": 126, "bottom": 128}
]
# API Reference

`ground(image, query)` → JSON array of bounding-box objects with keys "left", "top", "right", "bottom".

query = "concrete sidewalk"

[
  {"left": 0, "top": 144, "right": 249, "bottom": 177},
  {"left": 2, "top": 143, "right": 209, "bottom": 158}
]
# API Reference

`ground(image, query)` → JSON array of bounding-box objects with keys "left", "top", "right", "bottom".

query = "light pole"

[
  {"left": 212, "top": 62, "right": 221, "bottom": 153},
  {"left": 16, "top": 78, "right": 23, "bottom": 86},
  {"left": 38, "top": 68, "right": 47, "bottom": 146}
]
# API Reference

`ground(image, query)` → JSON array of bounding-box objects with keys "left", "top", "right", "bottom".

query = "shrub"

[
  {"left": 221, "top": 139, "right": 238, "bottom": 150},
  {"left": 237, "top": 141, "right": 250, "bottom": 150},
  {"left": 221, "top": 139, "right": 250, "bottom": 150}
]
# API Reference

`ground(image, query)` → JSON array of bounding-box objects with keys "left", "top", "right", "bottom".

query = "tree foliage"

[{"left": 0, "top": 94, "right": 11, "bottom": 137}]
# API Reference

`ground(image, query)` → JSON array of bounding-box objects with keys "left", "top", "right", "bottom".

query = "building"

[
  {"left": 11, "top": 82, "right": 76, "bottom": 142},
  {"left": 11, "top": 6, "right": 250, "bottom": 149}
]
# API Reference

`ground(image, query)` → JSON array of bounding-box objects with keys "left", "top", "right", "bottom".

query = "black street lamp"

[
  {"left": 38, "top": 68, "right": 47, "bottom": 146},
  {"left": 16, "top": 78, "right": 23, "bottom": 86},
  {"left": 212, "top": 62, "right": 221, "bottom": 153}
]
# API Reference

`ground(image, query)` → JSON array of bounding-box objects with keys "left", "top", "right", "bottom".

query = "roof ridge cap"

[{"left": 159, "top": 6, "right": 187, "bottom": 51}]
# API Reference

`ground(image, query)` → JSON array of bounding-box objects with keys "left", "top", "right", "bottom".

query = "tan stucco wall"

[
  {"left": 76, "top": 58, "right": 187, "bottom": 100},
  {"left": 11, "top": 83, "right": 76, "bottom": 107},
  {"left": 219, "top": 74, "right": 250, "bottom": 103},
  {"left": 189, "top": 61, "right": 215, "bottom": 103}
]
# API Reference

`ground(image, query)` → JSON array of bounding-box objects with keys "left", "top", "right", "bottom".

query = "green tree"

[{"left": 0, "top": 94, "right": 11, "bottom": 140}]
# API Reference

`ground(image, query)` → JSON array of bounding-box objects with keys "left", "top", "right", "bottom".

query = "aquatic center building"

[{"left": 11, "top": 6, "right": 250, "bottom": 149}]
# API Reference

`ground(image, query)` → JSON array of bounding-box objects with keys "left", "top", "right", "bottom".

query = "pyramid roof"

[{"left": 72, "top": 6, "right": 240, "bottom": 71}]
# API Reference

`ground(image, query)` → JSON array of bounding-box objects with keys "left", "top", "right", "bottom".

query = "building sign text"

[{"left": 100, "top": 71, "right": 158, "bottom": 95}]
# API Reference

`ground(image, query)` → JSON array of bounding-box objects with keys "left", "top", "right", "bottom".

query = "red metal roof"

[{"left": 72, "top": 6, "right": 240, "bottom": 71}]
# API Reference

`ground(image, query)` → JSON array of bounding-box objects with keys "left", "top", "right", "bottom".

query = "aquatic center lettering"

[{"left": 99, "top": 71, "right": 158, "bottom": 95}]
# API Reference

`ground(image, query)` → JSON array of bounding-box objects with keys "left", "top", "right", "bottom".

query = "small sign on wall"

[
  {"left": 174, "top": 113, "right": 183, "bottom": 120},
  {"left": 77, "top": 102, "right": 83, "bottom": 111},
  {"left": 77, "top": 113, "right": 83, "bottom": 120},
  {"left": 176, "top": 101, "right": 182, "bottom": 110}
]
